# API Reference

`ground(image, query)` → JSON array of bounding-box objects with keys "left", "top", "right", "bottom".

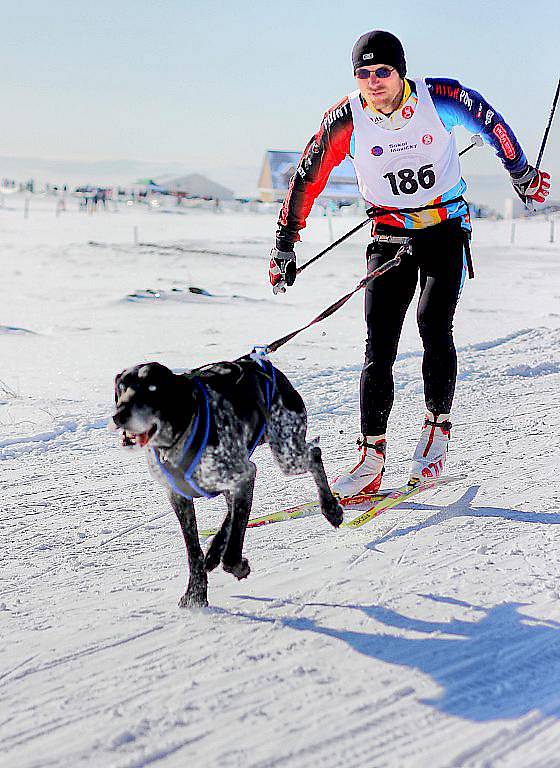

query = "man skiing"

[{"left": 268, "top": 29, "right": 551, "bottom": 498}]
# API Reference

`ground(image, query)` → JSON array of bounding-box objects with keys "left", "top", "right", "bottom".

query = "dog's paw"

[
  {"left": 178, "top": 590, "right": 208, "bottom": 609},
  {"left": 322, "top": 500, "right": 344, "bottom": 528},
  {"left": 222, "top": 557, "right": 251, "bottom": 580}
]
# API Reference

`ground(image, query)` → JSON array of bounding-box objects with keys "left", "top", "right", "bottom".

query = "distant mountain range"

[{"left": 0, "top": 154, "right": 517, "bottom": 212}]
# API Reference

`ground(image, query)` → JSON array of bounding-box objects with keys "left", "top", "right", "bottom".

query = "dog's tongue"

[{"left": 137, "top": 432, "right": 151, "bottom": 447}]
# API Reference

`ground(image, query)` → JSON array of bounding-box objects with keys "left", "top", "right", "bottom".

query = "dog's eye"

[{"left": 148, "top": 385, "right": 157, "bottom": 392}]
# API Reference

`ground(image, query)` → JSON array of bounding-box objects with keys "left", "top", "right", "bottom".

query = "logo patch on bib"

[
  {"left": 371, "top": 146, "right": 384, "bottom": 156},
  {"left": 422, "top": 134, "right": 433, "bottom": 145},
  {"left": 401, "top": 106, "right": 414, "bottom": 119}
]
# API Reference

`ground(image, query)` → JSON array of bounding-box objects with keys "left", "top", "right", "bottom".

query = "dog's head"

[{"left": 112, "top": 362, "right": 189, "bottom": 449}]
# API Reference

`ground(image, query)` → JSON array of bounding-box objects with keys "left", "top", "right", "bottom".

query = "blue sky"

[{"left": 4, "top": 0, "right": 559, "bottom": 191}]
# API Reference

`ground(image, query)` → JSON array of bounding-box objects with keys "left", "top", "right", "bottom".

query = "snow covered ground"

[{"left": 2, "top": 194, "right": 560, "bottom": 767}]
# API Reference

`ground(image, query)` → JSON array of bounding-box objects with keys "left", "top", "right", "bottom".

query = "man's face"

[{"left": 355, "top": 64, "right": 403, "bottom": 114}]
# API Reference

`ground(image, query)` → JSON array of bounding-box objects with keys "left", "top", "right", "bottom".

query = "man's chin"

[{"left": 369, "top": 95, "right": 389, "bottom": 107}]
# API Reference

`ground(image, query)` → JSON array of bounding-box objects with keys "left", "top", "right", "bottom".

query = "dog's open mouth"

[{"left": 122, "top": 424, "right": 157, "bottom": 448}]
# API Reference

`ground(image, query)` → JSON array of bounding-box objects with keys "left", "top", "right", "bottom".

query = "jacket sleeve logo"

[{"left": 492, "top": 123, "right": 516, "bottom": 160}]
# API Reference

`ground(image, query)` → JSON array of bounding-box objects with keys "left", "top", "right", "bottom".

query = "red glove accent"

[
  {"left": 526, "top": 169, "right": 551, "bottom": 203},
  {"left": 269, "top": 256, "right": 283, "bottom": 287}
]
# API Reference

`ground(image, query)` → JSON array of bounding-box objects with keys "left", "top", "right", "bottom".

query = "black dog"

[{"left": 112, "top": 355, "right": 343, "bottom": 608}]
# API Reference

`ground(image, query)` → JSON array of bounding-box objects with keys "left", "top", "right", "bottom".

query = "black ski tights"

[{"left": 360, "top": 218, "right": 466, "bottom": 436}]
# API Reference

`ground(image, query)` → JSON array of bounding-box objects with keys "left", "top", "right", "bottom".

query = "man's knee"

[{"left": 417, "top": 309, "right": 454, "bottom": 345}]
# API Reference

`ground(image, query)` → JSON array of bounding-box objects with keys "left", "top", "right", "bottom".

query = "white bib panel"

[{"left": 349, "top": 79, "right": 461, "bottom": 207}]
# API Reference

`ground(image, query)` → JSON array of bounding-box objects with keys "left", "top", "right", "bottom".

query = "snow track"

[{"left": 2, "top": 204, "right": 560, "bottom": 766}]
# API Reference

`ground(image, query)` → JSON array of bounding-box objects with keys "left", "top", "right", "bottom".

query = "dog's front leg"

[
  {"left": 221, "top": 463, "right": 256, "bottom": 580},
  {"left": 169, "top": 492, "right": 208, "bottom": 608},
  {"left": 308, "top": 445, "right": 343, "bottom": 528}
]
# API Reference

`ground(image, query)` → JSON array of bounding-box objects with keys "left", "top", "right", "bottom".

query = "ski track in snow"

[{"left": 2, "top": 200, "right": 560, "bottom": 767}]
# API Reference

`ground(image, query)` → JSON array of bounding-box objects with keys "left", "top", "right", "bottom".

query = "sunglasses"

[{"left": 355, "top": 66, "right": 394, "bottom": 80}]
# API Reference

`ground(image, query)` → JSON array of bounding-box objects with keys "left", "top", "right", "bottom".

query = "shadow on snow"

[
  {"left": 226, "top": 487, "right": 560, "bottom": 723},
  {"left": 365, "top": 484, "right": 560, "bottom": 550},
  {"left": 227, "top": 595, "right": 560, "bottom": 722}
]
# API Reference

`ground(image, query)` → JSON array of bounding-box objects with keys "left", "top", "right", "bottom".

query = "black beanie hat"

[{"left": 352, "top": 30, "right": 406, "bottom": 77}]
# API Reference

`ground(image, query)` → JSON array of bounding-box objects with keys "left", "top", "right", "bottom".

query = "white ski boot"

[
  {"left": 332, "top": 436, "right": 386, "bottom": 498},
  {"left": 409, "top": 412, "right": 451, "bottom": 483}
]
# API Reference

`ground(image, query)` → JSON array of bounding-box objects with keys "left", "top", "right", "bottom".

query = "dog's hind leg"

[
  {"left": 221, "top": 462, "right": 256, "bottom": 580},
  {"left": 169, "top": 492, "right": 208, "bottom": 608},
  {"left": 306, "top": 444, "right": 343, "bottom": 528},
  {"left": 267, "top": 403, "right": 343, "bottom": 528},
  {"left": 204, "top": 509, "right": 232, "bottom": 573}
]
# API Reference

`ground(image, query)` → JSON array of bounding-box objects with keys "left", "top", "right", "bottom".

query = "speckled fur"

[
  {"left": 191, "top": 386, "right": 256, "bottom": 493},
  {"left": 113, "top": 358, "right": 343, "bottom": 608}
]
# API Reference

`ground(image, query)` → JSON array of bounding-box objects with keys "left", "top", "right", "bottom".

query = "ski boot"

[
  {"left": 332, "top": 436, "right": 386, "bottom": 499},
  {"left": 409, "top": 412, "right": 451, "bottom": 483}
]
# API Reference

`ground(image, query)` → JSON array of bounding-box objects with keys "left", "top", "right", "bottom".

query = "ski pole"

[
  {"left": 295, "top": 216, "right": 373, "bottom": 275},
  {"left": 296, "top": 136, "right": 484, "bottom": 275},
  {"left": 536, "top": 77, "right": 560, "bottom": 170},
  {"left": 526, "top": 77, "right": 559, "bottom": 212}
]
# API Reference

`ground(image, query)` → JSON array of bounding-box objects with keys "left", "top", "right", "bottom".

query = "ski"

[
  {"left": 199, "top": 490, "right": 389, "bottom": 539},
  {"left": 342, "top": 473, "right": 467, "bottom": 529}
]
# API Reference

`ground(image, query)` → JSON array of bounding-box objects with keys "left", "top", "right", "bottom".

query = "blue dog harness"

[
  {"left": 247, "top": 357, "right": 276, "bottom": 456},
  {"left": 150, "top": 357, "right": 276, "bottom": 500}
]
